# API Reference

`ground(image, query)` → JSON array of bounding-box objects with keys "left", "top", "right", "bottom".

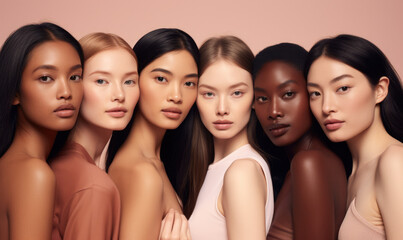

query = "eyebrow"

[
  {"left": 151, "top": 68, "right": 198, "bottom": 79},
  {"left": 254, "top": 79, "right": 297, "bottom": 92},
  {"left": 199, "top": 82, "right": 248, "bottom": 90},
  {"left": 33, "top": 64, "right": 82, "bottom": 73},
  {"left": 307, "top": 74, "right": 353, "bottom": 88},
  {"left": 88, "top": 70, "right": 111, "bottom": 76}
]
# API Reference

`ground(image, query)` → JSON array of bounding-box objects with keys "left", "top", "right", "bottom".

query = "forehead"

[
  {"left": 255, "top": 60, "right": 305, "bottom": 87},
  {"left": 145, "top": 50, "right": 197, "bottom": 73},
  {"left": 199, "top": 59, "right": 252, "bottom": 88},
  {"left": 84, "top": 48, "right": 137, "bottom": 71}
]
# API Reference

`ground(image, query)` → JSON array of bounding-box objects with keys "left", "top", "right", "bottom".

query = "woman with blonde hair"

[
  {"left": 50, "top": 32, "right": 139, "bottom": 240},
  {"left": 187, "top": 36, "right": 274, "bottom": 240}
]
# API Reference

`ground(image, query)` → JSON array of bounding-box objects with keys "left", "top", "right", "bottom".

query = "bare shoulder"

[
  {"left": 376, "top": 144, "right": 403, "bottom": 177},
  {"left": 225, "top": 158, "right": 264, "bottom": 179},
  {"left": 18, "top": 158, "right": 55, "bottom": 187}
]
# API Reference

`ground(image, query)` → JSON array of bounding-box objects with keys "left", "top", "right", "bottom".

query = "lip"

[
  {"left": 268, "top": 123, "right": 290, "bottom": 137},
  {"left": 213, "top": 120, "right": 233, "bottom": 130},
  {"left": 323, "top": 119, "right": 344, "bottom": 131},
  {"left": 106, "top": 107, "right": 128, "bottom": 118},
  {"left": 54, "top": 104, "right": 76, "bottom": 118},
  {"left": 161, "top": 107, "right": 182, "bottom": 120}
]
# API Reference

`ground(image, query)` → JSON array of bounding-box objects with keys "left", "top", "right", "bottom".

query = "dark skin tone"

[{"left": 253, "top": 61, "right": 347, "bottom": 240}]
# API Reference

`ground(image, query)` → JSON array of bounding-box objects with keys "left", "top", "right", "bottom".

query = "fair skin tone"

[
  {"left": 307, "top": 56, "right": 403, "bottom": 239},
  {"left": 197, "top": 59, "right": 267, "bottom": 240},
  {"left": 0, "top": 40, "right": 83, "bottom": 240},
  {"left": 254, "top": 61, "right": 346, "bottom": 240},
  {"left": 108, "top": 50, "right": 198, "bottom": 240}
]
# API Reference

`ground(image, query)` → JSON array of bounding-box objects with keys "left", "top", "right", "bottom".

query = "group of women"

[{"left": 0, "top": 22, "right": 402, "bottom": 240}]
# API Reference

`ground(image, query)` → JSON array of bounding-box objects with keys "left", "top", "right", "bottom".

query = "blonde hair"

[{"left": 79, "top": 32, "right": 137, "bottom": 62}]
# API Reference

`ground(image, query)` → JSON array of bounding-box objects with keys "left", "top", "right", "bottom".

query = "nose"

[
  {"left": 268, "top": 97, "right": 283, "bottom": 120},
  {"left": 57, "top": 78, "right": 72, "bottom": 100},
  {"left": 112, "top": 83, "right": 125, "bottom": 102},
  {"left": 217, "top": 95, "right": 229, "bottom": 116},
  {"left": 322, "top": 92, "right": 336, "bottom": 115},
  {"left": 168, "top": 83, "right": 182, "bottom": 104}
]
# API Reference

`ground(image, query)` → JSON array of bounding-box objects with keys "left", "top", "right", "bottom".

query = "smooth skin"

[
  {"left": 197, "top": 60, "right": 268, "bottom": 240},
  {"left": 253, "top": 61, "right": 347, "bottom": 240},
  {"left": 307, "top": 56, "right": 403, "bottom": 239},
  {"left": 108, "top": 50, "right": 198, "bottom": 240},
  {"left": 0, "top": 41, "right": 83, "bottom": 240}
]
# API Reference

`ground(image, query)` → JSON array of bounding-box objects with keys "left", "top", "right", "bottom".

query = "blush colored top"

[
  {"left": 50, "top": 142, "right": 120, "bottom": 240},
  {"left": 189, "top": 144, "right": 274, "bottom": 240},
  {"left": 338, "top": 198, "right": 385, "bottom": 240}
]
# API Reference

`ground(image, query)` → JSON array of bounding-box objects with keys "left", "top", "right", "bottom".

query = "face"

[
  {"left": 254, "top": 61, "right": 312, "bottom": 146},
  {"left": 138, "top": 50, "right": 198, "bottom": 129},
  {"left": 307, "top": 56, "right": 378, "bottom": 142},
  {"left": 16, "top": 41, "right": 83, "bottom": 131},
  {"left": 197, "top": 60, "right": 253, "bottom": 140},
  {"left": 80, "top": 48, "right": 139, "bottom": 131}
]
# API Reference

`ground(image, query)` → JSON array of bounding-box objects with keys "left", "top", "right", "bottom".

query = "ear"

[
  {"left": 251, "top": 102, "right": 255, "bottom": 109},
  {"left": 12, "top": 93, "right": 20, "bottom": 105},
  {"left": 375, "top": 76, "right": 389, "bottom": 104}
]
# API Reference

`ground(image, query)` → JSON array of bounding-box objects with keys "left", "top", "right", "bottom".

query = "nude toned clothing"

[
  {"left": 338, "top": 198, "right": 385, "bottom": 240},
  {"left": 189, "top": 144, "right": 274, "bottom": 240},
  {"left": 50, "top": 142, "right": 120, "bottom": 240}
]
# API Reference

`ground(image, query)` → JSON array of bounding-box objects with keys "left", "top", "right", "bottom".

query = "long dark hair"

[
  {"left": 105, "top": 29, "right": 200, "bottom": 195},
  {"left": 181, "top": 36, "right": 267, "bottom": 217},
  {"left": 0, "top": 22, "right": 83, "bottom": 158},
  {"left": 304, "top": 34, "right": 403, "bottom": 143}
]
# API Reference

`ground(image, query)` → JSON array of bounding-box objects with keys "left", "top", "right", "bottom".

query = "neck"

[
  {"left": 123, "top": 111, "right": 166, "bottom": 159},
  {"left": 213, "top": 127, "right": 249, "bottom": 163},
  {"left": 283, "top": 131, "right": 314, "bottom": 161},
  {"left": 11, "top": 111, "right": 57, "bottom": 160},
  {"left": 347, "top": 106, "right": 398, "bottom": 169},
  {"left": 69, "top": 115, "right": 112, "bottom": 163}
]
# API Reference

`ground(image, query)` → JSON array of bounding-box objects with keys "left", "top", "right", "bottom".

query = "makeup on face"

[{"left": 254, "top": 61, "right": 311, "bottom": 146}]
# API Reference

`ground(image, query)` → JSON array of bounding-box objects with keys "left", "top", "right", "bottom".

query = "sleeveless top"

[
  {"left": 338, "top": 198, "right": 385, "bottom": 240},
  {"left": 189, "top": 144, "right": 274, "bottom": 240}
]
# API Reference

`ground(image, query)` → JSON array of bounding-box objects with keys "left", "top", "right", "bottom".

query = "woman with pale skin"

[
  {"left": 188, "top": 36, "right": 274, "bottom": 240},
  {"left": 0, "top": 23, "right": 83, "bottom": 240},
  {"left": 252, "top": 43, "right": 348, "bottom": 240},
  {"left": 106, "top": 28, "right": 199, "bottom": 240},
  {"left": 305, "top": 34, "right": 403, "bottom": 239},
  {"left": 50, "top": 33, "right": 139, "bottom": 240}
]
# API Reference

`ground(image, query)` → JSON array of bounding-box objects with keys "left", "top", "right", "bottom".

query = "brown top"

[{"left": 50, "top": 142, "right": 120, "bottom": 240}]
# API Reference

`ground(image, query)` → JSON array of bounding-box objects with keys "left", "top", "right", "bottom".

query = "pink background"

[{"left": 1, "top": 0, "right": 403, "bottom": 76}]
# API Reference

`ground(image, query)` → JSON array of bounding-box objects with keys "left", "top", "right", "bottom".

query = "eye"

[
  {"left": 156, "top": 76, "right": 167, "bottom": 83},
  {"left": 233, "top": 91, "right": 243, "bottom": 97},
  {"left": 96, "top": 79, "right": 108, "bottom": 85},
  {"left": 38, "top": 75, "right": 53, "bottom": 83},
  {"left": 124, "top": 79, "right": 136, "bottom": 85},
  {"left": 256, "top": 96, "right": 268, "bottom": 103},
  {"left": 184, "top": 81, "right": 196, "bottom": 87},
  {"left": 203, "top": 92, "right": 214, "bottom": 98},
  {"left": 70, "top": 75, "right": 82, "bottom": 82},
  {"left": 309, "top": 91, "right": 321, "bottom": 100},
  {"left": 337, "top": 86, "right": 350, "bottom": 93},
  {"left": 283, "top": 91, "right": 295, "bottom": 99}
]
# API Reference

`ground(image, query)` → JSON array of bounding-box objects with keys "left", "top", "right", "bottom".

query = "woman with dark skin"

[
  {"left": 0, "top": 23, "right": 83, "bottom": 240},
  {"left": 252, "top": 43, "right": 347, "bottom": 240}
]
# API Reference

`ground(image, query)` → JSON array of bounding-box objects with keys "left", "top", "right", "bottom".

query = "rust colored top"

[{"left": 50, "top": 142, "right": 120, "bottom": 240}]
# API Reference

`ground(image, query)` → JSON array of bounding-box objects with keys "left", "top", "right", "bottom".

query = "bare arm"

[
  {"left": 9, "top": 159, "right": 55, "bottom": 240},
  {"left": 375, "top": 145, "right": 403, "bottom": 240},
  {"left": 222, "top": 159, "right": 267, "bottom": 240},
  {"left": 291, "top": 151, "right": 346, "bottom": 240},
  {"left": 111, "top": 162, "right": 164, "bottom": 240}
]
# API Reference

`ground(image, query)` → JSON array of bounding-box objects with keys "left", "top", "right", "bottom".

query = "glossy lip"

[
  {"left": 213, "top": 119, "right": 233, "bottom": 130},
  {"left": 268, "top": 123, "right": 290, "bottom": 137},
  {"left": 106, "top": 107, "right": 128, "bottom": 118},
  {"left": 54, "top": 103, "right": 76, "bottom": 118},
  {"left": 161, "top": 107, "right": 182, "bottom": 120},
  {"left": 323, "top": 119, "right": 344, "bottom": 131}
]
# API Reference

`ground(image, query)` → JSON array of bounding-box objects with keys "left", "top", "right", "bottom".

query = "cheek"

[
  {"left": 80, "top": 87, "right": 104, "bottom": 116},
  {"left": 126, "top": 87, "right": 140, "bottom": 110}
]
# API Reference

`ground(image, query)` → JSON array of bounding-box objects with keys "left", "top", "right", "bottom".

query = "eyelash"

[
  {"left": 38, "top": 75, "right": 53, "bottom": 82},
  {"left": 256, "top": 96, "right": 268, "bottom": 103},
  {"left": 156, "top": 76, "right": 167, "bottom": 83},
  {"left": 283, "top": 91, "right": 295, "bottom": 99}
]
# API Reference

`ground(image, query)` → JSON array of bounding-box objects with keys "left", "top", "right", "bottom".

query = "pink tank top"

[
  {"left": 189, "top": 144, "right": 274, "bottom": 240},
  {"left": 338, "top": 198, "right": 385, "bottom": 240}
]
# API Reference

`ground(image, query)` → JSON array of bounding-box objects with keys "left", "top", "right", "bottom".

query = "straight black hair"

[
  {"left": 106, "top": 28, "right": 200, "bottom": 190},
  {"left": 304, "top": 34, "right": 403, "bottom": 142},
  {"left": 0, "top": 22, "right": 83, "bottom": 158}
]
